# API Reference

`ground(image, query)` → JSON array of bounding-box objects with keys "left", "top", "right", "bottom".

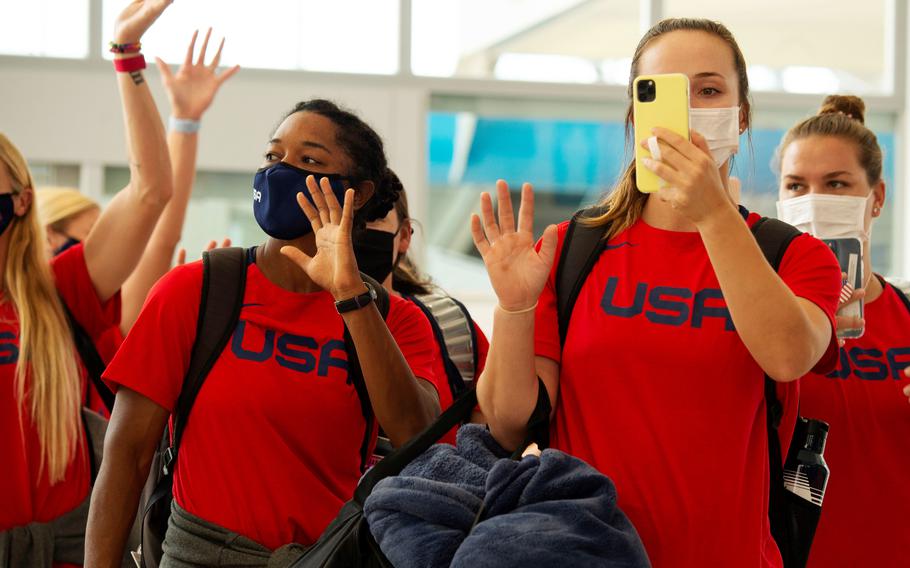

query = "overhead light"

[
  {"left": 494, "top": 52, "right": 599, "bottom": 84},
  {"left": 781, "top": 66, "right": 841, "bottom": 94},
  {"left": 747, "top": 65, "right": 780, "bottom": 92},
  {"left": 600, "top": 57, "right": 632, "bottom": 86}
]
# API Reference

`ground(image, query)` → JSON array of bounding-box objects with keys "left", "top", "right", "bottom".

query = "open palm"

[
  {"left": 471, "top": 181, "right": 557, "bottom": 311},
  {"left": 155, "top": 29, "right": 239, "bottom": 120},
  {"left": 113, "top": 0, "right": 173, "bottom": 44},
  {"left": 280, "top": 177, "right": 364, "bottom": 299}
]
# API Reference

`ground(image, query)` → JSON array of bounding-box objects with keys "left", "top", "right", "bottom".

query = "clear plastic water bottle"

[{"left": 783, "top": 417, "right": 830, "bottom": 507}]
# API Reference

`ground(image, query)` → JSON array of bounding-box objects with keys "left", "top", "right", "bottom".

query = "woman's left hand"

[
  {"left": 280, "top": 176, "right": 365, "bottom": 300},
  {"left": 641, "top": 128, "right": 734, "bottom": 225},
  {"left": 903, "top": 369, "right": 910, "bottom": 404}
]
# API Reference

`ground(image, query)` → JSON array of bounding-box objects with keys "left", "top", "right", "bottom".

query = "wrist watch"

[{"left": 334, "top": 282, "right": 377, "bottom": 314}]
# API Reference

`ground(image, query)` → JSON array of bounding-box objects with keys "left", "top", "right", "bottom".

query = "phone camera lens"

[{"left": 637, "top": 80, "right": 656, "bottom": 103}]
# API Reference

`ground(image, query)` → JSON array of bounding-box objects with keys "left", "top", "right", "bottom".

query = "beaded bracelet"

[{"left": 109, "top": 41, "right": 142, "bottom": 54}]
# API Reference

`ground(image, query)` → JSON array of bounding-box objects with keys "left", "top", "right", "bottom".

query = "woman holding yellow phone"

[{"left": 470, "top": 18, "right": 842, "bottom": 567}]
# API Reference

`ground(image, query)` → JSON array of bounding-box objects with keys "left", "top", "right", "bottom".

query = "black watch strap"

[{"left": 335, "top": 282, "right": 378, "bottom": 314}]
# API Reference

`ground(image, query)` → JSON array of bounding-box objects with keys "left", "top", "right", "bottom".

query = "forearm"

[
  {"left": 342, "top": 300, "right": 440, "bottom": 446},
  {"left": 118, "top": 64, "right": 173, "bottom": 208},
  {"left": 120, "top": 130, "right": 198, "bottom": 332},
  {"left": 84, "top": 66, "right": 173, "bottom": 302},
  {"left": 84, "top": 441, "right": 153, "bottom": 567},
  {"left": 698, "top": 206, "right": 829, "bottom": 380},
  {"left": 476, "top": 307, "right": 540, "bottom": 451}
]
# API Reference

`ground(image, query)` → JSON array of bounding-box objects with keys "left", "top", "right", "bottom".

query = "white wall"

[{"left": 0, "top": 58, "right": 430, "bottom": 244}]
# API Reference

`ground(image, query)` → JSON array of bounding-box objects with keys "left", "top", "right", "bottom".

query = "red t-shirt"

[
  {"left": 103, "top": 259, "right": 442, "bottom": 550},
  {"left": 802, "top": 279, "right": 910, "bottom": 568},
  {"left": 534, "top": 210, "right": 840, "bottom": 568},
  {"left": 0, "top": 244, "right": 120, "bottom": 533}
]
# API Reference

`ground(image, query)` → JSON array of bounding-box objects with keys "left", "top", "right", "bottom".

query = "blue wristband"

[{"left": 169, "top": 116, "right": 201, "bottom": 133}]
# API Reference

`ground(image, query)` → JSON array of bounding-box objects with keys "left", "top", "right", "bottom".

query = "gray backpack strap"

[{"left": 411, "top": 291, "right": 476, "bottom": 393}]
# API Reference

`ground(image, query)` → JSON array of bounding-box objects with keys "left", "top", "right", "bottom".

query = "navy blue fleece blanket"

[{"left": 363, "top": 424, "right": 650, "bottom": 568}]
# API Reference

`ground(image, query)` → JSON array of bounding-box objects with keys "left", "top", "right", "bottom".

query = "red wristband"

[{"left": 113, "top": 54, "right": 146, "bottom": 73}]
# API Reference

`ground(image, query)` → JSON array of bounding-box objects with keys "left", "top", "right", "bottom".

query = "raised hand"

[
  {"left": 641, "top": 128, "right": 732, "bottom": 225},
  {"left": 155, "top": 29, "right": 240, "bottom": 120},
  {"left": 280, "top": 177, "right": 365, "bottom": 300},
  {"left": 174, "top": 237, "right": 232, "bottom": 266},
  {"left": 113, "top": 0, "right": 173, "bottom": 44},
  {"left": 471, "top": 181, "right": 557, "bottom": 311}
]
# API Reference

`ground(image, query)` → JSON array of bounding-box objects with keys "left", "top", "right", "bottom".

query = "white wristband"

[
  {"left": 496, "top": 302, "right": 538, "bottom": 315},
  {"left": 169, "top": 116, "right": 200, "bottom": 133}
]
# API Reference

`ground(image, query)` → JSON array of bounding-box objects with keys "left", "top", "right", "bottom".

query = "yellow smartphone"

[{"left": 633, "top": 73, "right": 690, "bottom": 193}]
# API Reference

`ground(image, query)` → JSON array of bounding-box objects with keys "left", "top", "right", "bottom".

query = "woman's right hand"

[
  {"left": 471, "top": 181, "right": 558, "bottom": 312},
  {"left": 835, "top": 274, "right": 866, "bottom": 346},
  {"left": 155, "top": 29, "right": 240, "bottom": 120},
  {"left": 113, "top": 0, "right": 173, "bottom": 44}
]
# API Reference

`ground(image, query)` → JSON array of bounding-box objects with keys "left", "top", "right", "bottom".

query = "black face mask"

[
  {"left": 353, "top": 228, "right": 396, "bottom": 283},
  {"left": 54, "top": 236, "right": 81, "bottom": 256}
]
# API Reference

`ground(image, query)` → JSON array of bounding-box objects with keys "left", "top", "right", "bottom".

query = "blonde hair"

[
  {"left": 777, "top": 95, "right": 882, "bottom": 186},
  {"left": 586, "top": 18, "right": 752, "bottom": 238},
  {"left": 0, "top": 133, "right": 82, "bottom": 484},
  {"left": 36, "top": 186, "right": 99, "bottom": 232}
]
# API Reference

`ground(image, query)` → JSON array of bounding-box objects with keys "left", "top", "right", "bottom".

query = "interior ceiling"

[{"left": 466, "top": 0, "right": 885, "bottom": 76}]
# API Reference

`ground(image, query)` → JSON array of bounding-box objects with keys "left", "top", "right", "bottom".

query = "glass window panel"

[
  {"left": 663, "top": 0, "right": 890, "bottom": 95},
  {"left": 29, "top": 162, "right": 81, "bottom": 188},
  {"left": 101, "top": 0, "right": 399, "bottom": 74},
  {"left": 412, "top": 0, "right": 640, "bottom": 85},
  {"left": 0, "top": 0, "right": 89, "bottom": 58},
  {"left": 426, "top": 107, "right": 898, "bottom": 283},
  {"left": 104, "top": 166, "right": 260, "bottom": 259}
]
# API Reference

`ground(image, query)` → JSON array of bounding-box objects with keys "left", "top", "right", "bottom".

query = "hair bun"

[{"left": 818, "top": 95, "right": 866, "bottom": 124}]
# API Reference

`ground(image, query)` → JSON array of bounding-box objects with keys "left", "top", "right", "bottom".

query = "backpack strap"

[
  {"left": 555, "top": 206, "right": 610, "bottom": 347},
  {"left": 408, "top": 292, "right": 475, "bottom": 396},
  {"left": 343, "top": 272, "right": 391, "bottom": 473},
  {"left": 749, "top": 217, "right": 802, "bottom": 434},
  {"left": 750, "top": 217, "right": 804, "bottom": 565},
  {"left": 885, "top": 277, "right": 910, "bottom": 314},
  {"left": 164, "top": 247, "right": 248, "bottom": 475},
  {"left": 62, "top": 302, "right": 115, "bottom": 414}
]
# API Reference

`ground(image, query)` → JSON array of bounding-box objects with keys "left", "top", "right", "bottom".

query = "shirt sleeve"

[
  {"left": 472, "top": 321, "right": 489, "bottom": 375},
  {"left": 387, "top": 296, "right": 444, "bottom": 400},
  {"left": 534, "top": 222, "right": 570, "bottom": 364},
  {"left": 777, "top": 233, "right": 842, "bottom": 374},
  {"left": 102, "top": 262, "right": 203, "bottom": 412},
  {"left": 52, "top": 243, "right": 121, "bottom": 340}
]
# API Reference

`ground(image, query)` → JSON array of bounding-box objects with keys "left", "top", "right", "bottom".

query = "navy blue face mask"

[
  {"left": 0, "top": 194, "right": 15, "bottom": 238},
  {"left": 252, "top": 162, "right": 351, "bottom": 241},
  {"left": 54, "top": 237, "right": 81, "bottom": 256}
]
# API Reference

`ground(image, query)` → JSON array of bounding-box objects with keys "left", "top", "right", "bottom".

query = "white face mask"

[
  {"left": 776, "top": 193, "right": 871, "bottom": 241},
  {"left": 689, "top": 106, "right": 740, "bottom": 167}
]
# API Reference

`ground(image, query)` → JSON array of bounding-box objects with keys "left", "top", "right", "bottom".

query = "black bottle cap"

[{"left": 804, "top": 418, "right": 829, "bottom": 454}]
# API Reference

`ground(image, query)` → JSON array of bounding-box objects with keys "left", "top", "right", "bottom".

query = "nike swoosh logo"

[
  {"left": 603, "top": 241, "right": 637, "bottom": 251},
  {"left": 241, "top": 303, "right": 264, "bottom": 308}
]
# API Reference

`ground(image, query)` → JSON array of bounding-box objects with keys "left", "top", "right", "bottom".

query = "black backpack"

[
  {"left": 555, "top": 207, "right": 821, "bottom": 568},
  {"left": 136, "top": 247, "right": 391, "bottom": 568}
]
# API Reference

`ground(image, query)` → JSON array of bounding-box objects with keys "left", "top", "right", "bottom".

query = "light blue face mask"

[{"left": 252, "top": 162, "right": 350, "bottom": 240}]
